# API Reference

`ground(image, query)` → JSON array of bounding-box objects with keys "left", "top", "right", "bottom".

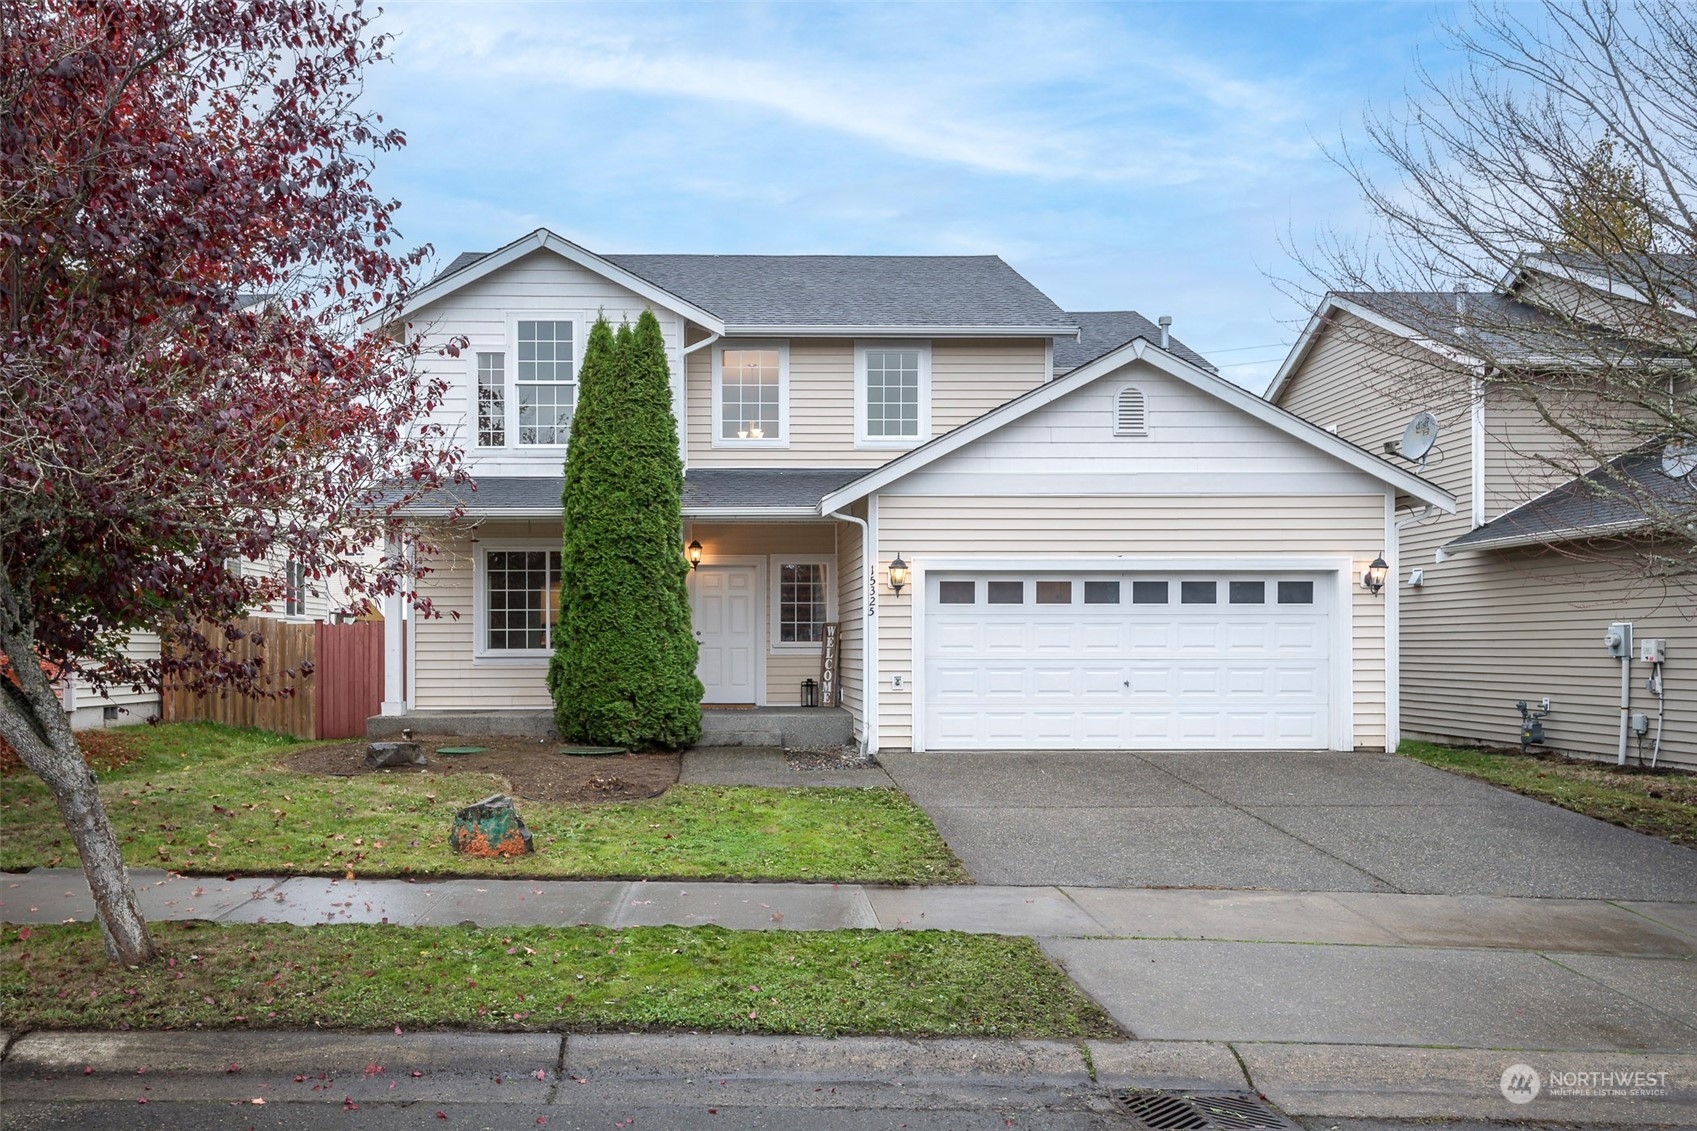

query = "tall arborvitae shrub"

[{"left": 548, "top": 311, "right": 703, "bottom": 749}]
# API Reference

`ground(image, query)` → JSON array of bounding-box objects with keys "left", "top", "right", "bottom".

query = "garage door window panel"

[
  {"left": 1278, "top": 580, "right": 1315, "bottom": 604},
  {"left": 1229, "top": 581, "right": 1266, "bottom": 604},
  {"left": 1180, "top": 581, "right": 1217, "bottom": 604},
  {"left": 987, "top": 581, "right": 1024, "bottom": 604},
  {"left": 938, "top": 580, "right": 975, "bottom": 604},
  {"left": 1036, "top": 581, "right": 1072, "bottom": 604},
  {"left": 1132, "top": 581, "right": 1168, "bottom": 604},
  {"left": 1084, "top": 581, "right": 1120, "bottom": 604}
]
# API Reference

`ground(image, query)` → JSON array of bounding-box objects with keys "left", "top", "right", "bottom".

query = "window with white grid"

[
  {"left": 477, "top": 352, "right": 505, "bottom": 447},
  {"left": 777, "top": 563, "right": 828, "bottom": 644},
  {"left": 284, "top": 558, "right": 306, "bottom": 617},
  {"left": 719, "top": 347, "right": 783, "bottom": 441},
  {"left": 856, "top": 341, "right": 929, "bottom": 446},
  {"left": 484, "top": 549, "right": 561, "bottom": 652},
  {"left": 516, "top": 320, "right": 574, "bottom": 445}
]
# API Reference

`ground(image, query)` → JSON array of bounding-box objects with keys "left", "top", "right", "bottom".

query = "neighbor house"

[
  {"left": 1268, "top": 255, "right": 1696, "bottom": 770},
  {"left": 373, "top": 228, "right": 1452, "bottom": 754}
]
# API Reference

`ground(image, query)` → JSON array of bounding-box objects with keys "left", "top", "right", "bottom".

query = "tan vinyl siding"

[
  {"left": 1400, "top": 544, "right": 1696, "bottom": 769},
  {"left": 414, "top": 521, "right": 555, "bottom": 710},
  {"left": 930, "top": 339, "right": 1048, "bottom": 432},
  {"left": 687, "top": 339, "right": 1047, "bottom": 468},
  {"left": 1481, "top": 386, "right": 1583, "bottom": 517},
  {"left": 874, "top": 494, "right": 1388, "bottom": 753},
  {"left": 1275, "top": 307, "right": 1697, "bottom": 770}
]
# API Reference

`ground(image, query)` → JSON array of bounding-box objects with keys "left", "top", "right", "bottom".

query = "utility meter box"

[
  {"left": 1641, "top": 638, "right": 1667, "bottom": 663},
  {"left": 1604, "top": 622, "right": 1633, "bottom": 658}
]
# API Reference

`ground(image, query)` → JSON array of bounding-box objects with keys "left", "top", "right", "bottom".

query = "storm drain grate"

[{"left": 1109, "top": 1090, "right": 1299, "bottom": 1131}]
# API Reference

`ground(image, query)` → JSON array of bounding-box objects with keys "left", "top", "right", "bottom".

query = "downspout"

[
  {"left": 827, "top": 506, "right": 876, "bottom": 757},
  {"left": 1469, "top": 367, "right": 1487, "bottom": 528}
]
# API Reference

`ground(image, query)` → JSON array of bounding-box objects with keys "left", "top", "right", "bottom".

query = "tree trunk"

[{"left": 0, "top": 640, "right": 155, "bottom": 965}]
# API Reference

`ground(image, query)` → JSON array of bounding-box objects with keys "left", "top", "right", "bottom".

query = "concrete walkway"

[{"left": 7, "top": 867, "right": 1697, "bottom": 1057}]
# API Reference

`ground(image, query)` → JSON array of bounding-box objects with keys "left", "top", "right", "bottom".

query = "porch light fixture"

[
  {"left": 1362, "top": 553, "right": 1389, "bottom": 596},
  {"left": 686, "top": 540, "right": 703, "bottom": 570},
  {"left": 887, "top": 553, "right": 909, "bottom": 596}
]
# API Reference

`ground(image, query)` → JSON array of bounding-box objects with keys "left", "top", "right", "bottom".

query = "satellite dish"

[
  {"left": 1399, "top": 412, "right": 1441, "bottom": 463},
  {"left": 1663, "top": 438, "right": 1697, "bottom": 479}
]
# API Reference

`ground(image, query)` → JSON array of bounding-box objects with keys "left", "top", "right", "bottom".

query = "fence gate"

[{"left": 162, "top": 617, "right": 384, "bottom": 740}]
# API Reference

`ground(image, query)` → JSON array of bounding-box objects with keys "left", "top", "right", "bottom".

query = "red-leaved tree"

[{"left": 1, "top": 0, "right": 464, "bottom": 963}]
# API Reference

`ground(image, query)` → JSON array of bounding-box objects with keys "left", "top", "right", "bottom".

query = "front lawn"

[
  {"left": 1, "top": 723, "right": 966, "bottom": 884},
  {"left": 1400, "top": 740, "right": 1697, "bottom": 849},
  {"left": 0, "top": 920, "right": 1117, "bottom": 1039}
]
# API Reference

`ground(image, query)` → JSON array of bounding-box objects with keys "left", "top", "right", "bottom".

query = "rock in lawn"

[
  {"left": 365, "top": 741, "right": 425, "bottom": 768},
  {"left": 449, "top": 794, "right": 535, "bottom": 857}
]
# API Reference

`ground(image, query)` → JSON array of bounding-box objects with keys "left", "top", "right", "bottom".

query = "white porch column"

[{"left": 380, "top": 535, "right": 408, "bottom": 716}]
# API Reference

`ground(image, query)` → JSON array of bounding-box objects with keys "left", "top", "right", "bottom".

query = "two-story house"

[
  {"left": 373, "top": 228, "right": 1451, "bottom": 755},
  {"left": 1269, "top": 256, "right": 1696, "bottom": 770}
]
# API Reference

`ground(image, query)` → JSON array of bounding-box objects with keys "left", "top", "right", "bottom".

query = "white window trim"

[
  {"left": 768, "top": 555, "right": 836, "bottom": 653},
  {"left": 471, "top": 539, "right": 561, "bottom": 661},
  {"left": 505, "top": 312, "right": 584, "bottom": 450},
  {"left": 855, "top": 339, "right": 931, "bottom": 450},
  {"left": 711, "top": 340, "right": 790, "bottom": 449}
]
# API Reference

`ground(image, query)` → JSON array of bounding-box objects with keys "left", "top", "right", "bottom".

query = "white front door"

[{"left": 692, "top": 565, "right": 759, "bottom": 704}]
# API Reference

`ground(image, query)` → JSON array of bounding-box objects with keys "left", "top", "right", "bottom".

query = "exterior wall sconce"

[
  {"left": 1362, "top": 553, "right": 1389, "bottom": 596},
  {"left": 687, "top": 540, "right": 703, "bottom": 570},
  {"left": 888, "top": 553, "right": 909, "bottom": 596}
]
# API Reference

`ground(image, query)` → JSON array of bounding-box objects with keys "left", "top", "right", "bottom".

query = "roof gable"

[{"left": 821, "top": 336, "right": 1455, "bottom": 514}]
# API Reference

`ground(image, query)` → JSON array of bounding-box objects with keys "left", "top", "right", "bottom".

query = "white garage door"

[{"left": 922, "top": 572, "right": 1333, "bottom": 750}]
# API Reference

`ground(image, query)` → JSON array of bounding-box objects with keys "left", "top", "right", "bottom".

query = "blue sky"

[{"left": 365, "top": 1, "right": 1463, "bottom": 390}]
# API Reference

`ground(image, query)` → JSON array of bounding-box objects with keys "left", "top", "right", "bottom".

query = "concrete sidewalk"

[
  {"left": 7, "top": 868, "right": 1697, "bottom": 1057},
  {"left": 3, "top": 1030, "right": 1695, "bottom": 1127}
]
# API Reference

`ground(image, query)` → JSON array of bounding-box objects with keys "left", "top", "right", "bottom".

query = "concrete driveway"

[{"left": 878, "top": 748, "right": 1697, "bottom": 901}]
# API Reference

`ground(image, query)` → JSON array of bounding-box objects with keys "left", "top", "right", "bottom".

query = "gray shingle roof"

[
  {"left": 1054, "top": 311, "right": 1215, "bottom": 373},
  {"left": 1444, "top": 446, "right": 1697, "bottom": 551},
  {"left": 401, "top": 469, "right": 866, "bottom": 516},
  {"left": 1338, "top": 290, "right": 1648, "bottom": 362},
  {"left": 599, "top": 254, "right": 1074, "bottom": 329}
]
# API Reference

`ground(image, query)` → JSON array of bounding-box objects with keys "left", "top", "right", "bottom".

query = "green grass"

[
  {"left": 1, "top": 723, "right": 967, "bottom": 884},
  {"left": 1400, "top": 739, "right": 1697, "bottom": 849},
  {"left": 0, "top": 921, "right": 1117, "bottom": 1039}
]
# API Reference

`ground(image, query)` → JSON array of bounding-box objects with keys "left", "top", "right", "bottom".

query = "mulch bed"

[{"left": 280, "top": 734, "right": 680, "bottom": 804}]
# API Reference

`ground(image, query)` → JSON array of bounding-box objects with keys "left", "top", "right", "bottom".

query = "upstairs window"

[
  {"left": 476, "top": 352, "right": 505, "bottom": 447},
  {"left": 516, "top": 320, "right": 574, "bottom": 445},
  {"left": 857, "top": 342, "right": 930, "bottom": 447},
  {"left": 1114, "top": 386, "right": 1148, "bottom": 436},
  {"left": 714, "top": 343, "right": 788, "bottom": 446}
]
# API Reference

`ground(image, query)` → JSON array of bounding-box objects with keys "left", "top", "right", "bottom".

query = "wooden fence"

[{"left": 162, "top": 617, "right": 384, "bottom": 740}]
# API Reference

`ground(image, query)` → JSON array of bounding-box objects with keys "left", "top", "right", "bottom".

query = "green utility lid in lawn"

[
  {"left": 434, "top": 746, "right": 487, "bottom": 757},
  {"left": 559, "top": 746, "right": 626, "bottom": 757}
]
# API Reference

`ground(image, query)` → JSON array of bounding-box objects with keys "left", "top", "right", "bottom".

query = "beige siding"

[
  {"left": 408, "top": 249, "right": 687, "bottom": 478},
  {"left": 687, "top": 339, "right": 1047, "bottom": 468},
  {"left": 414, "top": 521, "right": 556, "bottom": 710},
  {"left": 930, "top": 339, "right": 1048, "bottom": 432},
  {"left": 1400, "top": 544, "right": 1697, "bottom": 769},
  {"left": 874, "top": 494, "right": 1389, "bottom": 753},
  {"left": 1274, "top": 308, "right": 1697, "bottom": 770}
]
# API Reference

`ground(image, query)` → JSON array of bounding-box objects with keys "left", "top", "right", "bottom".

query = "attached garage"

[
  {"left": 922, "top": 571, "right": 1337, "bottom": 750},
  {"left": 816, "top": 336, "right": 1458, "bottom": 756}
]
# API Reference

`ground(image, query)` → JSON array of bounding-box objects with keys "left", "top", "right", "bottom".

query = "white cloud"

[{"left": 383, "top": 1, "right": 1320, "bottom": 186}]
